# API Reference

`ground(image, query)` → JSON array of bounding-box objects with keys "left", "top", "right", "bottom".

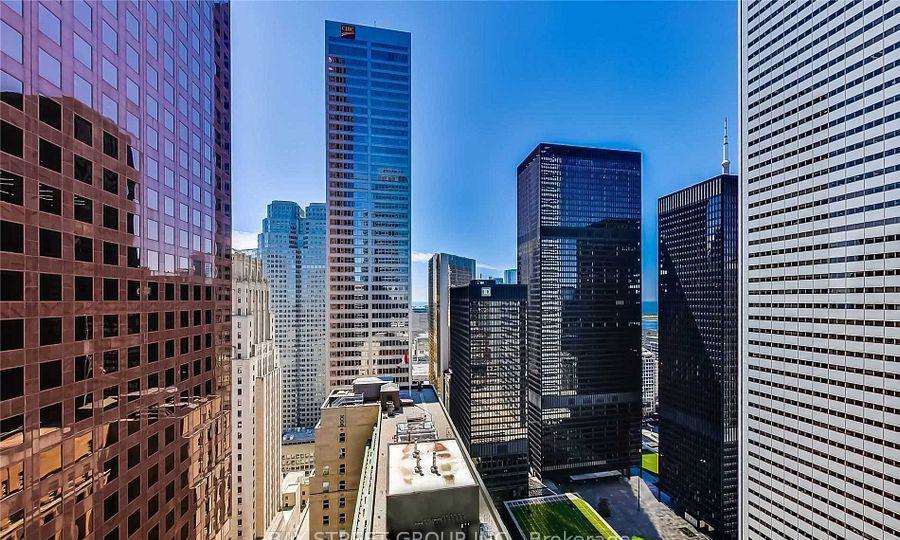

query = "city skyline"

[{"left": 229, "top": 1, "right": 738, "bottom": 302}]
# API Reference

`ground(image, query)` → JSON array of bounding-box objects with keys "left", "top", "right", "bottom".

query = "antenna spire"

[{"left": 722, "top": 117, "right": 731, "bottom": 175}]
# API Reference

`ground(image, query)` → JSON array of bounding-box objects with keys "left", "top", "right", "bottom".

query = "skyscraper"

[
  {"left": 428, "top": 252, "right": 476, "bottom": 400},
  {"left": 325, "top": 21, "right": 411, "bottom": 389},
  {"left": 231, "top": 251, "right": 281, "bottom": 540},
  {"left": 658, "top": 169, "right": 738, "bottom": 539},
  {"left": 517, "top": 144, "right": 642, "bottom": 478},
  {"left": 0, "top": 1, "right": 232, "bottom": 538},
  {"left": 740, "top": 3, "right": 899, "bottom": 538},
  {"left": 258, "top": 201, "right": 326, "bottom": 430},
  {"left": 448, "top": 280, "right": 529, "bottom": 500},
  {"left": 504, "top": 268, "right": 518, "bottom": 285},
  {"left": 298, "top": 202, "right": 327, "bottom": 426}
]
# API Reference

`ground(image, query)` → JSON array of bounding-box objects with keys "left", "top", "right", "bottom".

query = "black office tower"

[
  {"left": 517, "top": 144, "right": 642, "bottom": 478},
  {"left": 657, "top": 174, "right": 738, "bottom": 539},
  {"left": 448, "top": 280, "right": 529, "bottom": 500}
]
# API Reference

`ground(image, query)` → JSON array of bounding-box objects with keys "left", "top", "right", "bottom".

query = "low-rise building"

[
  {"left": 308, "top": 378, "right": 509, "bottom": 539},
  {"left": 282, "top": 429, "right": 316, "bottom": 474}
]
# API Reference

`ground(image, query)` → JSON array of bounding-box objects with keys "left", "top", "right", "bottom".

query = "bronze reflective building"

[{"left": 0, "top": 1, "right": 232, "bottom": 539}]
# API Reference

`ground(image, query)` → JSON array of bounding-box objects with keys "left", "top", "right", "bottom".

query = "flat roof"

[{"left": 387, "top": 439, "right": 476, "bottom": 496}]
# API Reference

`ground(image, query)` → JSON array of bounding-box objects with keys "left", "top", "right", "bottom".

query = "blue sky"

[{"left": 231, "top": 1, "right": 738, "bottom": 303}]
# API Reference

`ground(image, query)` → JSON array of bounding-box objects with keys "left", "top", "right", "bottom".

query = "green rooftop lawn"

[
  {"left": 510, "top": 494, "right": 619, "bottom": 539},
  {"left": 642, "top": 452, "right": 659, "bottom": 475}
]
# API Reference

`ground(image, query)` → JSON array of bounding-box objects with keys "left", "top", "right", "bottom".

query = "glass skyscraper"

[
  {"left": 658, "top": 174, "right": 738, "bottom": 539},
  {"left": 448, "top": 279, "right": 529, "bottom": 501},
  {"left": 325, "top": 21, "right": 411, "bottom": 389},
  {"left": 740, "top": 3, "right": 899, "bottom": 538},
  {"left": 428, "top": 252, "right": 476, "bottom": 401},
  {"left": 0, "top": 1, "right": 232, "bottom": 538},
  {"left": 258, "top": 201, "right": 326, "bottom": 430},
  {"left": 517, "top": 144, "right": 642, "bottom": 478}
]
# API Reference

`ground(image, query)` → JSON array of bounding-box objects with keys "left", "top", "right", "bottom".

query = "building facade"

[
  {"left": 740, "top": 3, "right": 900, "bottom": 538},
  {"left": 504, "top": 268, "right": 518, "bottom": 285},
  {"left": 0, "top": 1, "right": 232, "bottom": 539},
  {"left": 325, "top": 21, "right": 411, "bottom": 390},
  {"left": 517, "top": 143, "right": 642, "bottom": 478},
  {"left": 258, "top": 201, "right": 326, "bottom": 430},
  {"left": 428, "top": 253, "right": 476, "bottom": 401},
  {"left": 448, "top": 280, "right": 529, "bottom": 501},
  {"left": 231, "top": 251, "right": 281, "bottom": 540},
  {"left": 658, "top": 174, "right": 738, "bottom": 539}
]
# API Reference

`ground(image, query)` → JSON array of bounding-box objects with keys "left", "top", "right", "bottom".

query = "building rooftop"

[
  {"left": 282, "top": 428, "right": 316, "bottom": 444},
  {"left": 334, "top": 378, "right": 508, "bottom": 538},
  {"left": 387, "top": 439, "right": 476, "bottom": 496}
]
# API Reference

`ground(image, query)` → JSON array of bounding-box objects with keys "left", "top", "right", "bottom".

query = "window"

[
  {"left": 103, "top": 278, "right": 118, "bottom": 301},
  {"left": 75, "top": 276, "right": 94, "bottom": 302},
  {"left": 0, "top": 171, "right": 23, "bottom": 204},
  {"left": 74, "top": 236, "right": 93, "bottom": 262},
  {"left": 0, "top": 270, "right": 23, "bottom": 300},
  {"left": 39, "top": 184, "right": 61, "bottom": 214},
  {"left": 0, "top": 70, "right": 24, "bottom": 109},
  {"left": 103, "top": 242, "right": 118, "bottom": 265},
  {"left": 75, "top": 355, "right": 93, "bottom": 382},
  {"left": 39, "top": 96, "right": 61, "bottom": 129},
  {"left": 104, "top": 493, "right": 118, "bottom": 521},
  {"left": 127, "top": 247, "right": 140, "bottom": 268},
  {"left": 102, "top": 57, "right": 117, "bottom": 89},
  {"left": 74, "top": 73, "right": 92, "bottom": 106},
  {"left": 40, "top": 403, "right": 62, "bottom": 430},
  {"left": 103, "top": 315, "right": 118, "bottom": 337},
  {"left": 40, "top": 273, "right": 62, "bottom": 301},
  {"left": 103, "top": 205, "right": 118, "bottom": 230},
  {"left": 39, "top": 228, "right": 62, "bottom": 258},
  {"left": 75, "top": 393, "right": 93, "bottom": 422},
  {"left": 39, "top": 139, "right": 62, "bottom": 171},
  {"left": 38, "top": 4, "right": 61, "bottom": 44},
  {"left": 103, "top": 350, "right": 119, "bottom": 374},
  {"left": 40, "top": 317, "right": 62, "bottom": 345},
  {"left": 1, "top": 121, "right": 23, "bottom": 156},
  {"left": 0, "top": 221, "right": 23, "bottom": 252},
  {"left": 74, "top": 33, "right": 92, "bottom": 69},
  {"left": 103, "top": 131, "right": 118, "bottom": 158},
  {"left": 103, "top": 169, "right": 118, "bottom": 194},
  {"left": 1, "top": 21, "right": 23, "bottom": 64},
  {"left": 127, "top": 314, "right": 140, "bottom": 335},
  {"left": 38, "top": 49, "right": 61, "bottom": 87},
  {"left": 74, "top": 155, "right": 92, "bottom": 184},
  {"left": 75, "top": 315, "right": 93, "bottom": 341},
  {"left": 126, "top": 179, "right": 138, "bottom": 201},
  {"left": 128, "top": 445, "right": 140, "bottom": 468},
  {"left": 74, "top": 0, "right": 91, "bottom": 29},
  {"left": 74, "top": 114, "right": 92, "bottom": 145},
  {"left": 0, "top": 367, "right": 24, "bottom": 400},
  {"left": 0, "top": 320, "right": 24, "bottom": 350},
  {"left": 74, "top": 195, "right": 93, "bottom": 223},
  {"left": 127, "top": 280, "right": 141, "bottom": 301},
  {"left": 40, "top": 360, "right": 62, "bottom": 390}
]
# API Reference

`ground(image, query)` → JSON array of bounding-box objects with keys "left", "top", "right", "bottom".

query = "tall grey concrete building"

[
  {"left": 325, "top": 21, "right": 411, "bottom": 389},
  {"left": 428, "top": 252, "right": 476, "bottom": 401},
  {"left": 740, "top": 3, "right": 899, "bottom": 538},
  {"left": 258, "top": 201, "right": 326, "bottom": 430}
]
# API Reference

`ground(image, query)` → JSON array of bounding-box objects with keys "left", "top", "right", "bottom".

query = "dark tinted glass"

[
  {"left": 74, "top": 155, "right": 92, "bottom": 184},
  {"left": 39, "top": 139, "right": 62, "bottom": 171},
  {"left": 38, "top": 96, "right": 61, "bottom": 129},
  {"left": 0, "top": 171, "right": 23, "bottom": 204},
  {"left": 74, "top": 195, "right": 93, "bottom": 223},
  {"left": 0, "top": 270, "right": 23, "bottom": 300},
  {"left": 73, "top": 114, "right": 92, "bottom": 145},
  {"left": 39, "top": 228, "right": 62, "bottom": 258},
  {"left": 39, "top": 360, "right": 63, "bottom": 390},
  {"left": 40, "top": 273, "right": 62, "bottom": 301}
]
